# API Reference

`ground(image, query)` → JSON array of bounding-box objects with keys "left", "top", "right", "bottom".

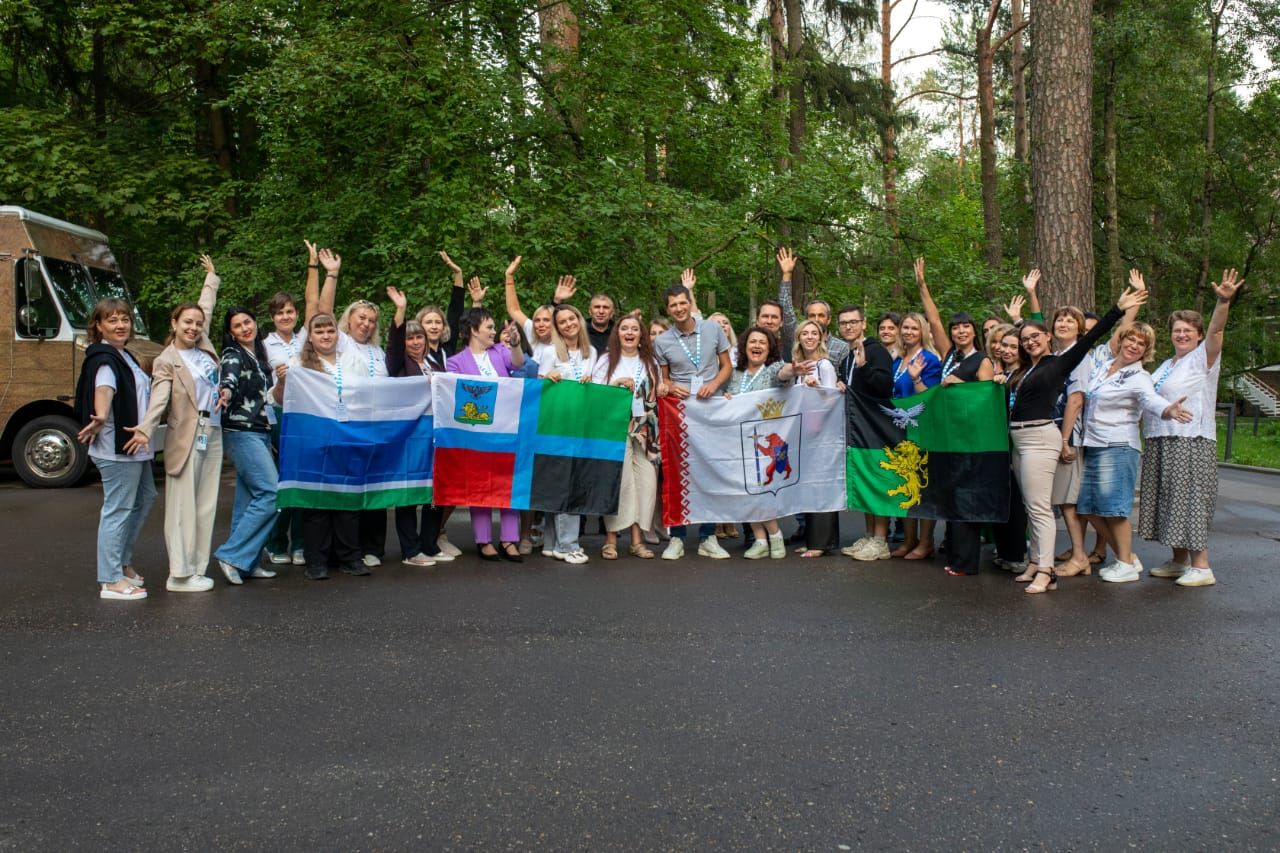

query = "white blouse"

[
  {"left": 591, "top": 353, "right": 651, "bottom": 417},
  {"left": 1077, "top": 345, "right": 1168, "bottom": 451},
  {"left": 1142, "top": 341, "right": 1220, "bottom": 442}
]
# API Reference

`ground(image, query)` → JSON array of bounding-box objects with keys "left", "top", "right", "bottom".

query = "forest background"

[{"left": 1, "top": 0, "right": 1278, "bottom": 377}]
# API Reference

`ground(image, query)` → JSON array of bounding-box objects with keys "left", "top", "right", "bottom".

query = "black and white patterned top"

[{"left": 220, "top": 345, "right": 275, "bottom": 433}]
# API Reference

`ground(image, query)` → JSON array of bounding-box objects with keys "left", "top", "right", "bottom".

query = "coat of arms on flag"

[
  {"left": 739, "top": 398, "right": 802, "bottom": 495},
  {"left": 455, "top": 381, "right": 496, "bottom": 425}
]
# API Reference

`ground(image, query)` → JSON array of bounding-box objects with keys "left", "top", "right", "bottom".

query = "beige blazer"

[{"left": 136, "top": 272, "right": 220, "bottom": 476}]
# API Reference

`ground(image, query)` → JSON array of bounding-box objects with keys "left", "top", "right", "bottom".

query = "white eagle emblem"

[{"left": 880, "top": 401, "right": 926, "bottom": 430}]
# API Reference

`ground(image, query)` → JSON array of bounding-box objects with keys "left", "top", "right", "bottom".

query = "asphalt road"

[{"left": 1, "top": 466, "right": 1277, "bottom": 850}]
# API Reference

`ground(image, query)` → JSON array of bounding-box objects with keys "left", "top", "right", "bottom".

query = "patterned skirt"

[{"left": 1137, "top": 436, "right": 1217, "bottom": 551}]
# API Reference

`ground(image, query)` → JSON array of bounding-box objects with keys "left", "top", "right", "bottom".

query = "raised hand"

[
  {"left": 1022, "top": 268, "right": 1041, "bottom": 293},
  {"left": 906, "top": 352, "right": 925, "bottom": 380},
  {"left": 1116, "top": 283, "right": 1150, "bottom": 313},
  {"left": 439, "top": 251, "right": 464, "bottom": 285},
  {"left": 776, "top": 247, "right": 797, "bottom": 277},
  {"left": 304, "top": 239, "right": 318, "bottom": 265},
  {"left": 682, "top": 268, "right": 696, "bottom": 293},
  {"left": 467, "top": 277, "right": 487, "bottom": 305},
  {"left": 386, "top": 286, "right": 408, "bottom": 310},
  {"left": 553, "top": 274, "right": 577, "bottom": 303},
  {"left": 504, "top": 255, "right": 522, "bottom": 281},
  {"left": 1213, "top": 268, "right": 1243, "bottom": 302},
  {"left": 319, "top": 248, "right": 341, "bottom": 274},
  {"left": 1162, "top": 395, "right": 1194, "bottom": 424},
  {"left": 913, "top": 256, "right": 927, "bottom": 289},
  {"left": 1127, "top": 268, "right": 1147, "bottom": 294},
  {"left": 1003, "top": 293, "right": 1026, "bottom": 322},
  {"left": 199, "top": 254, "right": 216, "bottom": 276}
]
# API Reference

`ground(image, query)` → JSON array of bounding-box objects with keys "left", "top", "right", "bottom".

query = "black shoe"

[
  {"left": 500, "top": 542, "right": 524, "bottom": 563},
  {"left": 306, "top": 566, "right": 329, "bottom": 580},
  {"left": 340, "top": 563, "right": 371, "bottom": 576},
  {"left": 479, "top": 545, "right": 502, "bottom": 562}
]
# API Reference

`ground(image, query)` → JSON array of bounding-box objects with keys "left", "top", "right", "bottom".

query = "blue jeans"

[
  {"left": 544, "top": 512, "right": 581, "bottom": 553},
  {"left": 215, "top": 430, "right": 279, "bottom": 572},
  {"left": 93, "top": 457, "right": 157, "bottom": 584},
  {"left": 670, "top": 523, "right": 716, "bottom": 542}
]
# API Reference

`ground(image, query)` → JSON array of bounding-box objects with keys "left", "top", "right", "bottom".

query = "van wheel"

[{"left": 14, "top": 415, "right": 90, "bottom": 487}]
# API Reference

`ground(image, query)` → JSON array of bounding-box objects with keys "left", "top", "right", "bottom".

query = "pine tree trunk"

[
  {"left": 977, "top": 1, "right": 1002, "bottom": 274},
  {"left": 1011, "top": 0, "right": 1032, "bottom": 267},
  {"left": 1101, "top": 5, "right": 1123, "bottom": 298},
  {"left": 881, "top": 0, "right": 901, "bottom": 297},
  {"left": 537, "top": 0, "right": 582, "bottom": 142},
  {"left": 1196, "top": 0, "right": 1227, "bottom": 308},
  {"left": 785, "top": 0, "right": 809, "bottom": 310},
  {"left": 1031, "top": 0, "right": 1094, "bottom": 310}
]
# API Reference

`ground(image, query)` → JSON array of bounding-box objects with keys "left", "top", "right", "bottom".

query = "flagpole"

[{"left": 751, "top": 426, "right": 762, "bottom": 485}]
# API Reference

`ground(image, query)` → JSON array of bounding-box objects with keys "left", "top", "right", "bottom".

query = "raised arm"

[
  {"left": 914, "top": 257, "right": 948, "bottom": 356},
  {"left": 776, "top": 247, "right": 798, "bottom": 348},
  {"left": 441, "top": 253, "right": 466, "bottom": 344},
  {"left": 502, "top": 255, "right": 530, "bottom": 327},
  {"left": 197, "top": 254, "right": 220, "bottom": 320},
  {"left": 552, "top": 273, "right": 577, "bottom": 306},
  {"left": 303, "top": 240, "right": 320, "bottom": 323},
  {"left": 387, "top": 286, "right": 407, "bottom": 328},
  {"left": 1110, "top": 269, "right": 1146, "bottom": 354},
  {"left": 1205, "top": 268, "right": 1241, "bottom": 368},
  {"left": 317, "top": 248, "right": 341, "bottom": 317},
  {"left": 1022, "top": 269, "right": 1043, "bottom": 321},
  {"left": 682, "top": 268, "right": 702, "bottom": 318}
]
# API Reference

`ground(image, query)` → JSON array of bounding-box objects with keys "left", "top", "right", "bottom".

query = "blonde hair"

[
  {"left": 792, "top": 319, "right": 829, "bottom": 362},
  {"left": 708, "top": 312, "right": 737, "bottom": 349},
  {"left": 986, "top": 322, "right": 1017, "bottom": 361},
  {"left": 551, "top": 304, "right": 592, "bottom": 362},
  {"left": 1119, "top": 322, "right": 1158, "bottom": 362},
  {"left": 339, "top": 300, "right": 382, "bottom": 348},
  {"left": 897, "top": 311, "right": 938, "bottom": 357},
  {"left": 414, "top": 305, "right": 450, "bottom": 344}
]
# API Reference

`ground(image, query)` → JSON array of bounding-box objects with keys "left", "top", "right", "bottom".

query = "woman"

[
  {"left": 876, "top": 312, "right": 902, "bottom": 360},
  {"left": 1075, "top": 323, "right": 1194, "bottom": 584},
  {"left": 75, "top": 298, "right": 156, "bottom": 601},
  {"left": 538, "top": 305, "right": 598, "bottom": 565},
  {"left": 593, "top": 315, "right": 660, "bottom": 559},
  {"left": 1006, "top": 284, "right": 1146, "bottom": 594},
  {"left": 792, "top": 319, "right": 840, "bottom": 557},
  {"left": 988, "top": 324, "right": 1029, "bottom": 572},
  {"left": 1138, "top": 270, "right": 1240, "bottom": 587},
  {"left": 131, "top": 256, "right": 226, "bottom": 593},
  {"left": 890, "top": 312, "right": 943, "bottom": 560},
  {"left": 385, "top": 286, "right": 447, "bottom": 568},
  {"left": 295, "top": 312, "right": 370, "bottom": 578},
  {"left": 723, "top": 326, "right": 806, "bottom": 559},
  {"left": 213, "top": 304, "right": 285, "bottom": 584},
  {"left": 708, "top": 313, "right": 739, "bottom": 367},
  {"left": 446, "top": 308, "right": 527, "bottom": 561},
  {"left": 649, "top": 317, "right": 670, "bottom": 343},
  {"left": 503, "top": 255, "right": 558, "bottom": 370},
  {"left": 913, "top": 258, "right": 995, "bottom": 575},
  {"left": 263, "top": 287, "right": 307, "bottom": 566}
]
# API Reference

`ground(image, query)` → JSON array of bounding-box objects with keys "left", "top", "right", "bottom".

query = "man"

[
  {"left": 756, "top": 299, "right": 785, "bottom": 351},
  {"left": 653, "top": 276, "right": 734, "bottom": 560},
  {"left": 832, "top": 304, "right": 896, "bottom": 562},
  {"left": 803, "top": 298, "right": 850, "bottom": 367},
  {"left": 553, "top": 278, "right": 616, "bottom": 355}
]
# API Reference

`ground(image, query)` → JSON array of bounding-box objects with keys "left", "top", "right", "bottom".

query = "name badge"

[
  {"left": 334, "top": 400, "right": 350, "bottom": 422},
  {"left": 195, "top": 416, "right": 210, "bottom": 452}
]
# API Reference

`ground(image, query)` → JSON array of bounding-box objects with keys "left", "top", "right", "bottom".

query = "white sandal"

[{"left": 100, "top": 584, "right": 147, "bottom": 601}]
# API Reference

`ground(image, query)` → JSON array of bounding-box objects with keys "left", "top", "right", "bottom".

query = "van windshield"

[
  {"left": 88, "top": 267, "right": 148, "bottom": 336},
  {"left": 41, "top": 257, "right": 97, "bottom": 328}
]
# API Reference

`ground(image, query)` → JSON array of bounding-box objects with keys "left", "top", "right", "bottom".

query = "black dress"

[{"left": 938, "top": 350, "right": 992, "bottom": 575}]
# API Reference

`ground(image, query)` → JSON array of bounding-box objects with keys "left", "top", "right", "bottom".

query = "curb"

[{"left": 1219, "top": 461, "right": 1280, "bottom": 475}]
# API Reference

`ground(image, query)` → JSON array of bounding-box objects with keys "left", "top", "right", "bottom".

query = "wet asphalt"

[{"left": 0, "top": 466, "right": 1277, "bottom": 850}]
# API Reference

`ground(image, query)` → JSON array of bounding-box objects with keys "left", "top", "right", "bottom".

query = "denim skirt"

[{"left": 1077, "top": 444, "right": 1141, "bottom": 517}]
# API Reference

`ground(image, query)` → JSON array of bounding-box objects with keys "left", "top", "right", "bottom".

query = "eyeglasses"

[
  {"left": 1021, "top": 332, "right": 1045, "bottom": 342},
  {"left": 353, "top": 299, "right": 377, "bottom": 310},
  {"left": 838, "top": 319, "right": 864, "bottom": 326}
]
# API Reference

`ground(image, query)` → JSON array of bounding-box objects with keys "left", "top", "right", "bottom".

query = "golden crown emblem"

[{"left": 755, "top": 398, "right": 785, "bottom": 420}]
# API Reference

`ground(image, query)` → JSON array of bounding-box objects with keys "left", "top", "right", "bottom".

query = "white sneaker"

[
  {"left": 1100, "top": 560, "right": 1142, "bottom": 583},
  {"left": 268, "top": 552, "right": 291, "bottom": 565},
  {"left": 291, "top": 550, "right": 306, "bottom": 566},
  {"left": 362, "top": 554, "right": 382, "bottom": 568},
  {"left": 402, "top": 553, "right": 437, "bottom": 567},
  {"left": 1149, "top": 560, "right": 1188, "bottom": 578},
  {"left": 840, "top": 536, "right": 870, "bottom": 557},
  {"left": 743, "top": 540, "right": 769, "bottom": 559},
  {"left": 768, "top": 533, "right": 786, "bottom": 559},
  {"left": 851, "top": 537, "right": 890, "bottom": 561},
  {"left": 219, "top": 560, "right": 244, "bottom": 585},
  {"left": 561, "top": 549, "right": 589, "bottom": 565},
  {"left": 661, "top": 538, "right": 685, "bottom": 560},
  {"left": 428, "top": 550, "right": 455, "bottom": 562},
  {"left": 248, "top": 567, "right": 277, "bottom": 579},
  {"left": 436, "top": 536, "right": 462, "bottom": 558},
  {"left": 544, "top": 548, "right": 565, "bottom": 560},
  {"left": 697, "top": 537, "right": 731, "bottom": 559},
  {"left": 1176, "top": 567, "right": 1216, "bottom": 587},
  {"left": 166, "top": 575, "right": 214, "bottom": 593}
]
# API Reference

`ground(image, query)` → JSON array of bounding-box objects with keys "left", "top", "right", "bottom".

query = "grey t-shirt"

[{"left": 653, "top": 319, "right": 730, "bottom": 386}]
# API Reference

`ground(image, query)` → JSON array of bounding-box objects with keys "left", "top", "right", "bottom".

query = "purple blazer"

[{"left": 445, "top": 343, "right": 516, "bottom": 377}]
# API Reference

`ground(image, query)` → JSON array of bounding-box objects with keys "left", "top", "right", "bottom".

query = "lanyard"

[
  {"left": 1152, "top": 358, "right": 1178, "bottom": 392},
  {"left": 676, "top": 326, "right": 702, "bottom": 371},
  {"left": 329, "top": 359, "right": 343, "bottom": 401},
  {"left": 1008, "top": 362, "right": 1038, "bottom": 413},
  {"left": 632, "top": 360, "right": 647, "bottom": 396},
  {"left": 569, "top": 351, "right": 583, "bottom": 381},
  {"left": 194, "top": 350, "right": 218, "bottom": 386},
  {"left": 418, "top": 358, "right": 432, "bottom": 378},
  {"left": 280, "top": 334, "right": 298, "bottom": 362},
  {"left": 738, "top": 365, "right": 765, "bottom": 394},
  {"left": 941, "top": 350, "right": 967, "bottom": 381},
  {"left": 354, "top": 341, "right": 376, "bottom": 377}
]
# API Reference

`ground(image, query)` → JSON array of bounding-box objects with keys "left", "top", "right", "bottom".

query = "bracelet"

[
  {"left": 324, "top": 273, "right": 338, "bottom": 279},
  {"left": 308, "top": 264, "right": 320, "bottom": 270}
]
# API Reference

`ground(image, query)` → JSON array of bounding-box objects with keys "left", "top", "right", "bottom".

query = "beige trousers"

[
  {"left": 606, "top": 434, "right": 657, "bottom": 533},
  {"left": 1010, "top": 423, "right": 1060, "bottom": 568},
  {"left": 164, "top": 428, "right": 223, "bottom": 578}
]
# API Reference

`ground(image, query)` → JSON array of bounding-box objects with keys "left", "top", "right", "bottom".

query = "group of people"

[{"left": 77, "top": 241, "right": 1241, "bottom": 601}]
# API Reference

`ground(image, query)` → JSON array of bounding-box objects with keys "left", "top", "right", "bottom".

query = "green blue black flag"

[{"left": 846, "top": 382, "right": 1010, "bottom": 522}]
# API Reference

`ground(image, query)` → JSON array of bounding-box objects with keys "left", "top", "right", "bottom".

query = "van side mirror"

[{"left": 24, "top": 256, "right": 43, "bottom": 301}]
